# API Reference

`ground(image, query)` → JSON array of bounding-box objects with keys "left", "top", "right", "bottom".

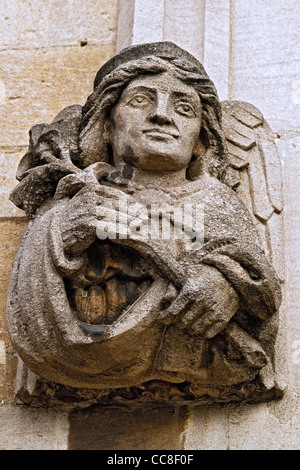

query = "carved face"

[{"left": 109, "top": 71, "right": 202, "bottom": 172}]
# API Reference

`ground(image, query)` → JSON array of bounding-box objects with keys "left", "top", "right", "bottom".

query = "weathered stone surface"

[
  {"left": 68, "top": 406, "right": 186, "bottom": 450},
  {"left": 203, "top": 0, "right": 231, "bottom": 101},
  {"left": 0, "top": 405, "right": 69, "bottom": 450},
  {"left": 0, "top": 0, "right": 118, "bottom": 50},
  {"left": 185, "top": 391, "right": 300, "bottom": 450},
  {"left": 0, "top": 0, "right": 298, "bottom": 453},
  {"left": 230, "top": 0, "right": 300, "bottom": 132},
  {"left": 0, "top": 152, "right": 25, "bottom": 217},
  {"left": 6, "top": 42, "right": 283, "bottom": 406},
  {"left": 0, "top": 219, "right": 27, "bottom": 402},
  {"left": 0, "top": 45, "right": 116, "bottom": 149},
  {"left": 227, "top": 392, "right": 300, "bottom": 450},
  {"left": 184, "top": 405, "right": 229, "bottom": 450},
  {"left": 163, "top": 0, "right": 206, "bottom": 63},
  {"left": 0, "top": 219, "right": 27, "bottom": 331},
  {"left": 182, "top": 134, "right": 300, "bottom": 449},
  {"left": 277, "top": 135, "right": 300, "bottom": 390},
  {"left": 116, "top": 0, "right": 206, "bottom": 64}
]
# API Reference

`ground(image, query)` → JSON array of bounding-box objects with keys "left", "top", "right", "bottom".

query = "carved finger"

[
  {"left": 204, "top": 321, "right": 227, "bottom": 338},
  {"left": 96, "top": 201, "right": 130, "bottom": 220},
  {"left": 54, "top": 173, "right": 85, "bottom": 200},
  {"left": 94, "top": 184, "right": 131, "bottom": 202},
  {"left": 160, "top": 291, "right": 193, "bottom": 325},
  {"left": 178, "top": 302, "right": 205, "bottom": 330},
  {"left": 191, "top": 310, "right": 227, "bottom": 338}
]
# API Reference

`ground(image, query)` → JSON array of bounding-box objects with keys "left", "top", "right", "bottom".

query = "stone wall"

[
  {"left": 0, "top": 0, "right": 119, "bottom": 450},
  {"left": 0, "top": 0, "right": 300, "bottom": 450}
]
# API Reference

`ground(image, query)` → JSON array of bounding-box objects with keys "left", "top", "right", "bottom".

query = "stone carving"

[{"left": 7, "top": 42, "right": 284, "bottom": 406}]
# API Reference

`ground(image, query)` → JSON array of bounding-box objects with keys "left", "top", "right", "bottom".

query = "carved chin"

[{"left": 119, "top": 143, "right": 190, "bottom": 172}]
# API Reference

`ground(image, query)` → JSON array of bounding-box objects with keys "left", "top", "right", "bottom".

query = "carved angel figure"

[{"left": 7, "top": 43, "right": 284, "bottom": 403}]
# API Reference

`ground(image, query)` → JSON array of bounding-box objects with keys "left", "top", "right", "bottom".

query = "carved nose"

[
  {"left": 148, "top": 95, "right": 174, "bottom": 125},
  {"left": 148, "top": 112, "right": 173, "bottom": 126}
]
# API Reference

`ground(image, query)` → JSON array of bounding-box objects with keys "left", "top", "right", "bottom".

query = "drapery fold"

[{"left": 6, "top": 174, "right": 282, "bottom": 388}]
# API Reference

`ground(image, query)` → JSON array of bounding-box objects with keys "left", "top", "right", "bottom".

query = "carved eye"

[
  {"left": 175, "top": 101, "right": 196, "bottom": 117},
  {"left": 127, "top": 94, "right": 152, "bottom": 108}
]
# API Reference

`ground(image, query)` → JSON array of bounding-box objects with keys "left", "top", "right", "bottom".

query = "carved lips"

[{"left": 142, "top": 127, "right": 180, "bottom": 140}]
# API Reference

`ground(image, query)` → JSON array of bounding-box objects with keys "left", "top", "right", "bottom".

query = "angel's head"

[{"left": 78, "top": 42, "right": 228, "bottom": 181}]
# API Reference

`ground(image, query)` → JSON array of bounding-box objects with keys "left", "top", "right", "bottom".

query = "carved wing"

[{"left": 221, "top": 100, "right": 284, "bottom": 282}]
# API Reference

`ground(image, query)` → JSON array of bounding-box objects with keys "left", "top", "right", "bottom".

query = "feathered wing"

[
  {"left": 221, "top": 100, "right": 285, "bottom": 392},
  {"left": 221, "top": 100, "right": 284, "bottom": 283}
]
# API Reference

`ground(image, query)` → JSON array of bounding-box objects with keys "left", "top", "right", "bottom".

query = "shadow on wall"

[{"left": 68, "top": 405, "right": 187, "bottom": 450}]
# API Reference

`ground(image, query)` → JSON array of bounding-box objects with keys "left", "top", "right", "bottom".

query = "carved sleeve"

[{"left": 189, "top": 181, "right": 282, "bottom": 321}]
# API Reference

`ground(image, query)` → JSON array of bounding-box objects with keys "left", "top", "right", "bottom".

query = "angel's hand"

[
  {"left": 160, "top": 264, "right": 240, "bottom": 338},
  {"left": 60, "top": 183, "right": 135, "bottom": 255}
]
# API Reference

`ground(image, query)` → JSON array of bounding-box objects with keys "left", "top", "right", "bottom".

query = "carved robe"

[{"left": 7, "top": 171, "right": 281, "bottom": 392}]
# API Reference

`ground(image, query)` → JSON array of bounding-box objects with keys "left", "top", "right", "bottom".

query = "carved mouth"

[{"left": 142, "top": 128, "right": 179, "bottom": 139}]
